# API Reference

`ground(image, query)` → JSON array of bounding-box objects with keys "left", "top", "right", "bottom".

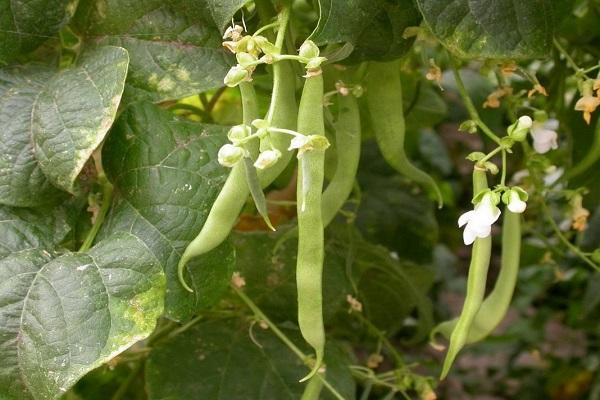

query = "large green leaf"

[
  {"left": 99, "top": 102, "right": 233, "bottom": 321},
  {"left": 0, "top": 205, "right": 70, "bottom": 258},
  {"left": 145, "top": 319, "right": 355, "bottom": 400},
  {"left": 232, "top": 225, "right": 352, "bottom": 324},
  {"left": 416, "top": 0, "right": 555, "bottom": 59},
  {"left": 0, "top": 0, "right": 73, "bottom": 64},
  {"left": 356, "top": 173, "right": 439, "bottom": 264},
  {"left": 0, "top": 232, "right": 165, "bottom": 400},
  {"left": 0, "top": 46, "right": 128, "bottom": 206},
  {"left": 312, "top": 0, "right": 420, "bottom": 62},
  {"left": 73, "top": 0, "right": 249, "bottom": 102}
]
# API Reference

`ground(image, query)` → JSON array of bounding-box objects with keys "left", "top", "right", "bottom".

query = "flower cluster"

[
  {"left": 222, "top": 24, "right": 278, "bottom": 87},
  {"left": 458, "top": 187, "right": 528, "bottom": 245},
  {"left": 217, "top": 122, "right": 282, "bottom": 170}
]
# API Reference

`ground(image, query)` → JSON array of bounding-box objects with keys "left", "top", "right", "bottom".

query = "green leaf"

[
  {"left": 145, "top": 319, "right": 355, "bottom": 399},
  {"left": 312, "top": 0, "right": 421, "bottom": 62},
  {"left": 73, "top": 0, "right": 249, "bottom": 102},
  {"left": 356, "top": 173, "right": 439, "bottom": 264},
  {"left": 0, "top": 232, "right": 165, "bottom": 400},
  {"left": 416, "top": 0, "right": 555, "bottom": 59},
  {"left": 0, "top": 0, "right": 73, "bottom": 64},
  {"left": 0, "top": 205, "right": 70, "bottom": 258},
  {"left": 99, "top": 102, "right": 233, "bottom": 321},
  {"left": 0, "top": 46, "right": 129, "bottom": 206},
  {"left": 232, "top": 226, "right": 352, "bottom": 324}
]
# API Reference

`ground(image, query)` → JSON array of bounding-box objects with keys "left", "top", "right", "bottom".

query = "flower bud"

[
  {"left": 236, "top": 52, "right": 257, "bottom": 68},
  {"left": 459, "top": 120, "right": 478, "bottom": 134},
  {"left": 218, "top": 144, "right": 245, "bottom": 167},
  {"left": 253, "top": 36, "right": 279, "bottom": 56},
  {"left": 502, "top": 187, "right": 528, "bottom": 214},
  {"left": 299, "top": 40, "right": 320, "bottom": 59},
  {"left": 289, "top": 134, "right": 330, "bottom": 157},
  {"left": 305, "top": 56, "right": 327, "bottom": 70},
  {"left": 507, "top": 115, "right": 532, "bottom": 142},
  {"left": 224, "top": 65, "right": 249, "bottom": 87},
  {"left": 227, "top": 124, "right": 251, "bottom": 143},
  {"left": 254, "top": 149, "right": 281, "bottom": 169}
]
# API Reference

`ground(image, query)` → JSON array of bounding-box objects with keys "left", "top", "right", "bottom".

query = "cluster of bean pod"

[{"left": 176, "top": 6, "right": 448, "bottom": 395}]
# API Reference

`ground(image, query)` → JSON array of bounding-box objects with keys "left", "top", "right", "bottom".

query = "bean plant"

[{"left": 1, "top": 0, "right": 599, "bottom": 399}]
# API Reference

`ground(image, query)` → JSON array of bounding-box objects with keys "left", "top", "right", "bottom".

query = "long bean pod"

[
  {"left": 177, "top": 11, "right": 296, "bottom": 292},
  {"left": 365, "top": 60, "right": 443, "bottom": 208},
  {"left": 296, "top": 70, "right": 327, "bottom": 382},
  {"left": 432, "top": 209, "right": 521, "bottom": 345},
  {"left": 322, "top": 93, "right": 361, "bottom": 226},
  {"left": 440, "top": 167, "right": 492, "bottom": 379}
]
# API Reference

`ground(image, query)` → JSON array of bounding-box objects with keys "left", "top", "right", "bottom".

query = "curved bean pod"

[
  {"left": 440, "top": 167, "right": 492, "bottom": 379},
  {"left": 322, "top": 93, "right": 361, "bottom": 226},
  {"left": 365, "top": 60, "right": 443, "bottom": 208},
  {"left": 432, "top": 209, "right": 521, "bottom": 345},
  {"left": 296, "top": 72, "right": 327, "bottom": 382},
  {"left": 177, "top": 26, "right": 297, "bottom": 292}
]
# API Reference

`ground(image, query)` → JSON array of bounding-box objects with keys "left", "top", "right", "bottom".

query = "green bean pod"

[
  {"left": 322, "top": 93, "right": 361, "bottom": 226},
  {"left": 432, "top": 209, "right": 521, "bottom": 345},
  {"left": 296, "top": 72, "right": 327, "bottom": 382},
  {"left": 440, "top": 168, "right": 492, "bottom": 379},
  {"left": 177, "top": 58, "right": 297, "bottom": 292},
  {"left": 300, "top": 374, "right": 324, "bottom": 400},
  {"left": 365, "top": 60, "right": 443, "bottom": 208}
]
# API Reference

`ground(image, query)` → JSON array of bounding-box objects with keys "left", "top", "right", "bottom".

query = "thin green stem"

[
  {"left": 478, "top": 146, "right": 503, "bottom": 164},
  {"left": 80, "top": 152, "right": 114, "bottom": 252},
  {"left": 553, "top": 37, "right": 590, "bottom": 78},
  {"left": 500, "top": 149, "right": 507, "bottom": 187},
  {"left": 253, "top": 21, "right": 280, "bottom": 37},
  {"left": 233, "top": 285, "right": 307, "bottom": 360},
  {"left": 268, "top": 127, "right": 302, "bottom": 137},
  {"left": 540, "top": 200, "right": 599, "bottom": 271},
  {"left": 206, "top": 86, "right": 227, "bottom": 115},
  {"left": 451, "top": 61, "right": 502, "bottom": 145},
  {"left": 274, "top": 7, "right": 290, "bottom": 51},
  {"left": 274, "top": 54, "right": 306, "bottom": 63},
  {"left": 111, "top": 361, "right": 143, "bottom": 400},
  {"left": 232, "top": 285, "right": 346, "bottom": 399},
  {"left": 353, "top": 312, "right": 404, "bottom": 367}
]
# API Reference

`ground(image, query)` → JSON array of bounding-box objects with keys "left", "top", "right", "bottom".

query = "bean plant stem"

[
  {"left": 450, "top": 61, "right": 502, "bottom": 145},
  {"left": 80, "top": 151, "right": 114, "bottom": 252},
  {"left": 501, "top": 149, "right": 507, "bottom": 187},
  {"left": 553, "top": 37, "right": 591, "bottom": 79},
  {"left": 539, "top": 200, "right": 600, "bottom": 271},
  {"left": 352, "top": 312, "right": 404, "bottom": 367},
  {"left": 110, "top": 361, "right": 143, "bottom": 400},
  {"left": 232, "top": 285, "right": 345, "bottom": 400}
]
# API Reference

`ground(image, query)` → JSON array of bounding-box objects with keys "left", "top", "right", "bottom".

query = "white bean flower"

[
  {"left": 254, "top": 149, "right": 281, "bottom": 169},
  {"left": 288, "top": 134, "right": 330, "bottom": 157},
  {"left": 458, "top": 192, "right": 501, "bottom": 245},
  {"left": 530, "top": 119, "right": 559, "bottom": 154},
  {"left": 218, "top": 144, "right": 245, "bottom": 167},
  {"left": 504, "top": 188, "right": 527, "bottom": 214}
]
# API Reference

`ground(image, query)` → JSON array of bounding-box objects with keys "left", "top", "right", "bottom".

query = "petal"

[
  {"left": 533, "top": 139, "right": 551, "bottom": 154},
  {"left": 469, "top": 220, "right": 492, "bottom": 237},
  {"left": 545, "top": 118, "right": 559, "bottom": 131},
  {"left": 474, "top": 197, "right": 501, "bottom": 224},
  {"left": 508, "top": 198, "right": 527, "bottom": 213},
  {"left": 458, "top": 210, "right": 474, "bottom": 227},
  {"left": 463, "top": 224, "right": 477, "bottom": 245}
]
